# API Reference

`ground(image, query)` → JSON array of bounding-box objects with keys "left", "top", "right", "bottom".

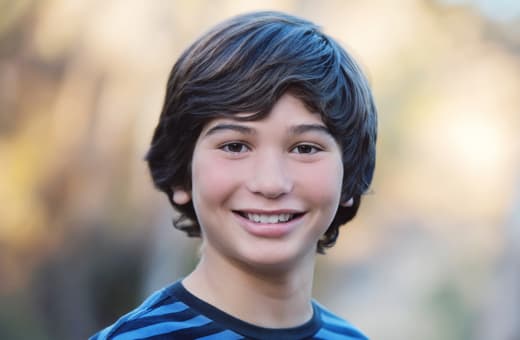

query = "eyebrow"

[
  {"left": 203, "top": 123, "right": 332, "bottom": 138},
  {"left": 204, "top": 123, "right": 256, "bottom": 137},
  {"left": 288, "top": 124, "right": 332, "bottom": 137}
]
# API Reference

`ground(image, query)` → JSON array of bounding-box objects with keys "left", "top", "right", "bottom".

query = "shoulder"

[
  {"left": 313, "top": 301, "right": 369, "bottom": 340},
  {"left": 89, "top": 281, "right": 198, "bottom": 340}
]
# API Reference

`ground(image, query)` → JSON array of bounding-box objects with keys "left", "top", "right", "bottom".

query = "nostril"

[{"left": 247, "top": 177, "right": 294, "bottom": 198}]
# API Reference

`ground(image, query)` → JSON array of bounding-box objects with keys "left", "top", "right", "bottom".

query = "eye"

[
  {"left": 220, "top": 142, "right": 250, "bottom": 154},
  {"left": 291, "top": 144, "right": 322, "bottom": 154}
]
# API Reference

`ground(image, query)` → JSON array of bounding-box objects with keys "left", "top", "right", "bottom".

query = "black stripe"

[
  {"left": 167, "top": 282, "right": 322, "bottom": 339},
  {"left": 112, "top": 309, "right": 200, "bottom": 335},
  {"left": 140, "top": 321, "right": 232, "bottom": 340}
]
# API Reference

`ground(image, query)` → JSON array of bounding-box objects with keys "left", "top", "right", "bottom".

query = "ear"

[
  {"left": 340, "top": 197, "right": 354, "bottom": 207},
  {"left": 172, "top": 188, "right": 191, "bottom": 205}
]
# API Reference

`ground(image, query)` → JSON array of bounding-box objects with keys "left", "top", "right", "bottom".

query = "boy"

[{"left": 91, "top": 10, "right": 376, "bottom": 340}]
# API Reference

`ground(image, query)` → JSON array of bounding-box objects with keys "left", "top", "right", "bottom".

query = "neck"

[{"left": 182, "top": 246, "right": 316, "bottom": 328}]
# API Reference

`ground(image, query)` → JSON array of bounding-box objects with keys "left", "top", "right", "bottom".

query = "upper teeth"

[{"left": 246, "top": 213, "right": 293, "bottom": 224}]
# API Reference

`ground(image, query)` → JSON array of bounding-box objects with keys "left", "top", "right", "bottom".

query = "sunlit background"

[{"left": 1, "top": 0, "right": 519, "bottom": 339}]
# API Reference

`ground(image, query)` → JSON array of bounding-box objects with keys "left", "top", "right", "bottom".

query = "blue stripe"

[
  {"left": 315, "top": 327, "right": 362, "bottom": 340},
  {"left": 320, "top": 311, "right": 351, "bottom": 328},
  {"left": 141, "top": 301, "right": 189, "bottom": 317},
  {"left": 196, "top": 329, "right": 243, "bottom": 339},
  {"left": 112, "top": 315, "right": 212, "bottom": 340},
  {"left": 91, "top": 326, "right": 111, "bottom": 340},
  {"left": 89, "top": 288, "right": 174, "bottom": 339}
]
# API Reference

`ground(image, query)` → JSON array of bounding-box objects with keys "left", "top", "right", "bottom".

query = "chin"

[{"left": 236, "top": 243, "right": 315, "bottom": 273}]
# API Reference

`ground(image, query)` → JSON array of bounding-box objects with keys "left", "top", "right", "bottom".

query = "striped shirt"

[{"left": 90, "top": 281, "right": 368, "bottom": 340}]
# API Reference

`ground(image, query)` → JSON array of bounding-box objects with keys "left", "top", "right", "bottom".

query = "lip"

[
  {"left": 235, "top": 208, "right": 304, "bottom": 214},
  {"left": 232, "top": 210, "right": 305, "bottom": 238}
]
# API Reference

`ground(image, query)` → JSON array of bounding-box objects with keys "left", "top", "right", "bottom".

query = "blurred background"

[{"left": 1, "top": 0, "right": 519, "bottom": 339}]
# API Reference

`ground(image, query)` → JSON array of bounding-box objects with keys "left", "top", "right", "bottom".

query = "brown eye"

[
  {"left": 292, "top": 144, "right": 321, "bottom": 154},
  {"left": 221, "top": 142, "right": 249, "bottom": 153}
]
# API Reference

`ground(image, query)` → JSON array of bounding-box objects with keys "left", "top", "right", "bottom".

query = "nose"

[{"left": 247, "top": 152, "right": 293, "bottom": 199}]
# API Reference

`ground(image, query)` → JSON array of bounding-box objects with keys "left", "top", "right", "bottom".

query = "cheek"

[
  {"left": 294, "top": 158, "right": 343, "bottom": 206},
  {"left": 191, "top": 152, "right": 240, "bottom": 206}
]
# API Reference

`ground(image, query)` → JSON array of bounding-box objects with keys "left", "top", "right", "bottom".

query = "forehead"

[{"left": 200, "top": 93, "right": 327, "bottom": 133}]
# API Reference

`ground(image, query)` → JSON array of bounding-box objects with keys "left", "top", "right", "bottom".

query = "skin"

[{"left": 174, "top": 93, "right": 346, "bottom": 328}]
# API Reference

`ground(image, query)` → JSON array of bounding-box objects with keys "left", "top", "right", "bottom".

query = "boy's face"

[{"left": 174, "top": 93, "right": 344, "bottom": 271}]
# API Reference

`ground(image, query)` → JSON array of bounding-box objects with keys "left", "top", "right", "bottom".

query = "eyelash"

[
  {"left": 219, "top": 142, "right": 250, "bottom": 154},
  {"left": 290, "top": 143, "right": 323, "bottom": 154},
  {"left": 219, "top": 142, "right": 323, "bottom": 155}
]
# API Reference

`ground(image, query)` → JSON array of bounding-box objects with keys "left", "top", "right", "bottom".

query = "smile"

[
  {"left": 234, "top": 211, "right": 304, "bottom": 224},
  {"left": 247, "top": 213, "right": 292, "bottom": 224}
]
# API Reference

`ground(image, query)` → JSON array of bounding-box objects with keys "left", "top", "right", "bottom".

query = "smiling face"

[{"left": 173, "top": 93, "right": 344, "bottom": 272}]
